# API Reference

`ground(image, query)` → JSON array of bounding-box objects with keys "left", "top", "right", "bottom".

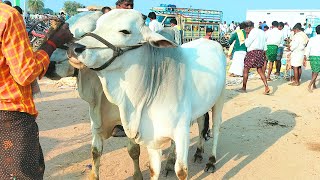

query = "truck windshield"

[{"left": 157, "top": 16, "right": 165, "bottom": 23}]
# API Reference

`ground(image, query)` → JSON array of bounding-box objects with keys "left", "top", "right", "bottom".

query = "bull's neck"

[{"left": 96, "top": 45, "right": 152, "bottom": 107}]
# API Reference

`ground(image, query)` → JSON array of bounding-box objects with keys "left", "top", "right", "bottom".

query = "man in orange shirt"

[{"left": 0, "top": 2, "right": 73, "bottom": 179}]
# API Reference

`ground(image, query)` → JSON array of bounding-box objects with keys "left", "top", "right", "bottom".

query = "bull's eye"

[{"left": 119, "top": 30, "right": 131, "bottom": 35}]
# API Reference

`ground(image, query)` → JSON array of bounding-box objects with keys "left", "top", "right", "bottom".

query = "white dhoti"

[
  {"left": 229, "top": 51, "right": 246, "bottom": 76},
  {"left": 290, "top": 50, "right": 304, "bottom": 67}
]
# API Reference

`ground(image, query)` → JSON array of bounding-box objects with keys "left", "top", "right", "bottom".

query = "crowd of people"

[{"left": 226, "top": 19, "right": 320, "bottom": 94}]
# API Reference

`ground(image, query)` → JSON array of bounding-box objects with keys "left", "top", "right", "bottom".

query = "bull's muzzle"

[
  {"left": 67, "top": 43, "right": 86, "bottom": 58},
  {"left": 67, "top": 43, "right": 87, "bottom": 69}
]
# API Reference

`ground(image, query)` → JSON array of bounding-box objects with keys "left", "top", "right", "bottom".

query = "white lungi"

[
  {"left": 290, "top": 50, "right": 304, "bottom": 67},
  {"left": 229, "top": 51, "right": 246, "bottom": 76}
]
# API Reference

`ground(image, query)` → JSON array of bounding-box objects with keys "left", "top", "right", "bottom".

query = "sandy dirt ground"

[{"left": 35, "top": 64, "right": 320, "bottom": 180}]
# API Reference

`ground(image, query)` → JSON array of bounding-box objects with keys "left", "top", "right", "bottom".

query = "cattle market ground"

[{"left": 36, "top": 64, "right": 320, "bottom": 180}]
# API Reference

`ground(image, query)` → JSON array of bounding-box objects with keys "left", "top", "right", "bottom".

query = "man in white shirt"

[
  {"left": 304, "top": 24, "right": 313, "bottom": 38},
  {"left": 148, "top": 12, "right": 163, "bottom": 33},
  {"left": 229, "top": 21, "right": 235, "bottom": 32},
  {"left": 275, "top": 22, "right": 286, "bottom": 75},
  {"left": 265, "top": 21, "right": 284, "bottom": 80},
  {"left": 220, "top": 21, "right": 228, "bottom": 36},
  {"left": 304, "top": 25, "right": 320, "bottom": 92},
  {"left": 289, "top": 23, "right": 309, "bottom": 86},
  {"left": 283, "top": 22, "right": 291, "bottom": 39},
  {"left": 239, "top": 21, "right": 270, "bottom": 95}
]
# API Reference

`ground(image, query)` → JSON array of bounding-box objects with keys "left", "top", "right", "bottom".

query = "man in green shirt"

[{"left": 228, "top": 22, "right": 247, "bottom": 77}]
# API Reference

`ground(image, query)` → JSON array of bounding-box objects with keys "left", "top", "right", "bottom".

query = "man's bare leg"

[
  {"left": 298, "top": 66, "right": 302, "bottom": 82},
  {"left": 257, "top": 67, "right": 270, "bottom": 94},
  {"left": 275, "top": 60, "right": 281, "bottom": 75},
  {"left": 239, "top": 67, "right": 249, "bottom": 92},
  {"left": 290, "top": 67, "right": 300, "bottom": 86},
  {"left": 308, "top": 72, "right": 319, "bottom": 92},
  {"left": 263, "top": 61, "right": 267, "bottom": 74},
  {"left": 267, "top": 61, "right": 274, "bottom": 80}
]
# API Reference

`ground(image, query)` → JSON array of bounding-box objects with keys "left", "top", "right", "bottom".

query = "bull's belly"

[
  {"left": 134, "top": 113, "right": 189, "bottom": 149},
  {"left": 190, "top": 74, "right": 225, "bottom": 120}
]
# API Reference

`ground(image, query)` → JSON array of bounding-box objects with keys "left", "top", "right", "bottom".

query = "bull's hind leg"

[
  {"left": 127, "top": 139, "right": 143, "bottom": 180},
  {"left": 147, "top": 148, "right": 162, "bottom": 180},
  {"left": 194, "top": 112, "right": 209, "bottom": 163},
  {"left": 90, "top": 133, "right": 103, "bottom": 180},
  {"left": 205, "top": 88, "right": 225, "bottom": 173}
]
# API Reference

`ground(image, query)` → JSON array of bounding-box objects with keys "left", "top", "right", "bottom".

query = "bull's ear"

[{"left": 143, "top": 29, "right": 177, "bottom": 48}]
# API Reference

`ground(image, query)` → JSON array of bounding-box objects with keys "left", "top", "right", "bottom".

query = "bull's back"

[{"left": 181, "top": 39, "right": 226, "bottom": 118}]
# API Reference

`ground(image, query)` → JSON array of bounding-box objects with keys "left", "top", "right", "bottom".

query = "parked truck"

[{"left": 150, "top": 4, "right": 223, "bottom": 43}]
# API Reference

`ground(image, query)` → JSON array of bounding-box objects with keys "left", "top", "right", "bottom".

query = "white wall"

[{"left": 246, "top": 10, "right": 320, "bottom": 28}]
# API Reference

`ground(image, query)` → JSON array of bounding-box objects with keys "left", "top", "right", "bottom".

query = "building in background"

[{"left": 246, "top": 9, "right": 320, "bottom": 28}]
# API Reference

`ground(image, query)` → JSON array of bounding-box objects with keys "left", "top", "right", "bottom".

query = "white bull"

[
  {"left": 48, "top": 12, "right": 143, "bottom": 180},
  {"left": 48, "top": 11, "right": 210, "bottom": 180},
  {"left": 68, "top": 9, "right": 226, "bottom": 180}
]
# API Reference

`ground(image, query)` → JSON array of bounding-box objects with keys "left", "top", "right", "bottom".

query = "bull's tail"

[{"left": 202, "top": 112, "right": 210, "bottom": 140}]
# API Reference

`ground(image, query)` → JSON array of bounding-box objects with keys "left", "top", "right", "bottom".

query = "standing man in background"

[
  {"left": 304, "top": 25, "right": 320, "bottom": 92},
  {"left": 239, "top": 21, "right": 270, "bottom": 95},
  {"left": 304, "top": 24, "right": 313, "bottom": 38},
  {"left": 289, "top": 23, "right": 309, "bottom": 86},
  {"left": 265, "top": 21, "right": 284, "bottom": 80},
  {"left": 275, "top": 22, "right": 286, "bottom": 75},
  {"left": 170, "top": 18, "right": 182, "bottom": 45},
  {"left": 148, "top": 12, "right": 164, "bottom": 33},
  {"left": 228, "top": 22, "right": 247, "bottom": 77}
]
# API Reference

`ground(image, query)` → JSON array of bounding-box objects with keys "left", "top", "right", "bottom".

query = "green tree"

[
  {"left": 63, "top": 1, "right": 83, "bottom": 16},
  {"left": 27, "top": 0, "right": 44, "bottom": 14},
  {"left": 43, "top": 8, "right": 54, "bottom": 14}
]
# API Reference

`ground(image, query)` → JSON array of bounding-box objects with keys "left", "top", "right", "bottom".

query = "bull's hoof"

[
  {"left": 133, "top": 171, "right": 143, "bottom": 180},
  {"left": 204, "top": 163, "right": 215, "bottom": 173},
  {"left": 204, "top": 156, "right": 216, "bottom": 173},
  {"left": 194, "top": 153, "right": 203, "bottom": 163},
  {"left": 89, "top": 171, "right": 99, "bottom": 180},
  {"left": 193, "top": 148, "right": 204, "bottom": 163}
]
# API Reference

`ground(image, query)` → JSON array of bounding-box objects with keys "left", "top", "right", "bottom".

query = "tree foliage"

[
  {"left": 63, "top": 1, "right": 83, "bottom": 16},
  {"left": 27, "top": 0, "right": 44, "bottom": 14},
  {"left": 43, "top": 8, "right": 54, "bottom": 14}
]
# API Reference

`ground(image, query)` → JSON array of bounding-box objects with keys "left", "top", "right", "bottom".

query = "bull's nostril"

[{"left": 75, "top": 46, "right": 86, "bottom": 54}]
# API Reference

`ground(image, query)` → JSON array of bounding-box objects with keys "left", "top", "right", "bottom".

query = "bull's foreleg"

[
  {"left": 127, "top": 139, "right": 143, "bottom": 180},
  {"left": 194, "top": 113, "right": 209, "bottom": 163},
  {"left": 147, "top": 148, "right": 162, "bottom": 180},
  {"left": 205, "top": 88, "right": 225, "bottom": 173},
  {"left": 174, "top": 127, "right": 190, "bottom": 180},
  {"left": 90, "top": 133, "right": 103, "bottom": 180}
]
